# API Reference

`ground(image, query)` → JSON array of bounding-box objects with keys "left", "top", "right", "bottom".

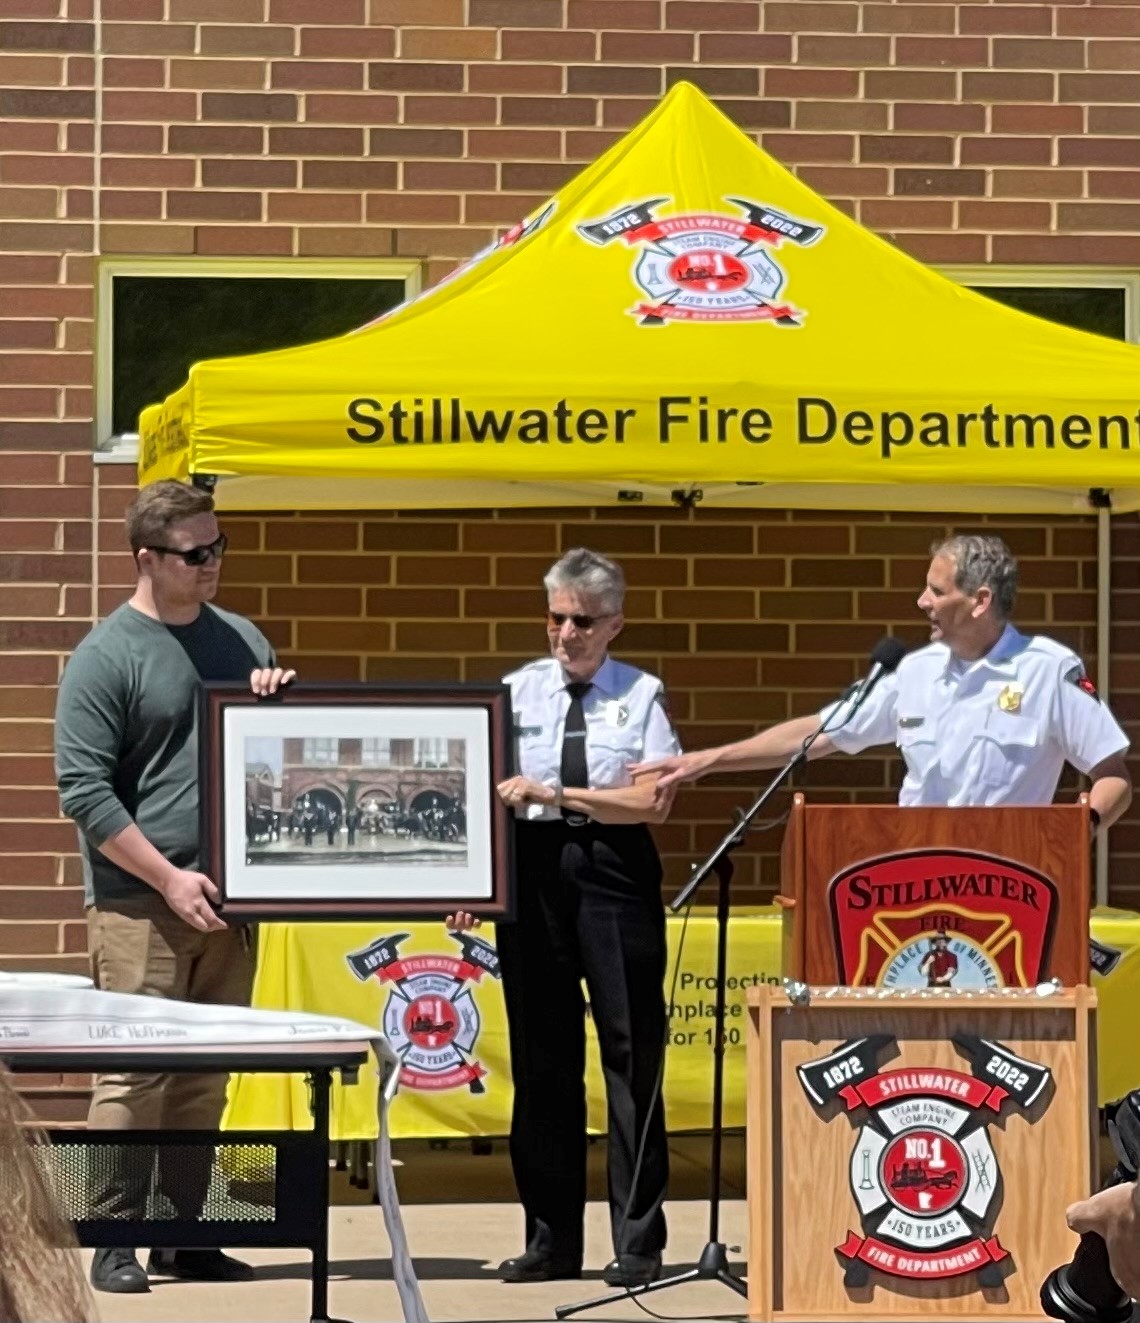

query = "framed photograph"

[{"left": 199, "top": 682, "right": 514, "bottom": 921}]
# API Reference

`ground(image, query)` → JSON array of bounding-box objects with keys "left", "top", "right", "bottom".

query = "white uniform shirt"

[
  {"left": 504, "top": 654, "right": 682, "bottom": 822},
  {"left": 820, "top": 624, "right": 1129, "bottom": 807}
]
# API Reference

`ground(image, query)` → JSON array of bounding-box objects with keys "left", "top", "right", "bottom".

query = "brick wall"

[{"left": 2, "top": 0, "right": 1140, "bottom": 1116}]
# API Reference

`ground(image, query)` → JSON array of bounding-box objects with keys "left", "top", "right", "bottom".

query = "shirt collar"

[
  {"left": 544, "top": 654, "right": 618, "bottom": 699},
  {"left": 942, "top": 623, "right": 1024, "bottom": 678}
]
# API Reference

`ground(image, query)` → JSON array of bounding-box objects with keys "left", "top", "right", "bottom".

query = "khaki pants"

[{"left": 86, "top": 894, "right": 254, "bottom": 1222}]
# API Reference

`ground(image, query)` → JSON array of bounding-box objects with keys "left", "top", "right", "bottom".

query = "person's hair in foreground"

[{"left": 0, "top": 1063, "right": 96, "bottom": 1322}]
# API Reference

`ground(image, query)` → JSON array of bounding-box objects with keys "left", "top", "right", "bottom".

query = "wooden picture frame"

[{"left": 199, "top": 682, "right": 515, "bottom": 921}]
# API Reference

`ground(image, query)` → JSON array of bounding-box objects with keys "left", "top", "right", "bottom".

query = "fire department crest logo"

[
  {"left": 798, "top": 1034, "right": 1052, "bottom": 1283},
  {"left": 829, "top": 850, "right": 1058, "bottom": 989},
  {"left": 346, "top": 931, "right": 501, "bottom": 1093},
  {"left": 577, "top": 196, "right": 823, "bottom": 326}
]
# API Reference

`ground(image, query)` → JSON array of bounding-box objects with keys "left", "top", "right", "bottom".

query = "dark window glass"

[
  {"left": 968, "top": 285, "right": 1127, "bottom": 343},
  {"left": 112, "top": 275, "right": 406, "bottom": 435}
]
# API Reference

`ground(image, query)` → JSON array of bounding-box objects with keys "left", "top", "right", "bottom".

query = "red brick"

[
  {"left": 991, "top": 234, "right": 1140, "bottom": 264},
  {"left": 0, "top": 53, "right": 63, "bottom": 83},
  {"left": 401, "top": 28, "right": 497, "bottom": 59},
  {"left": 501, "top": 95, "right": 597, "bottom": 126},
  {"left": 199, "top": 24, "right": 296, "bottom": 56},
  {"left": 103, "top": 89, "right": 198, "bottom": 120},
  {"left": 796, "top": 100, "right": 886, "bottom": 131},
  {"left": 964, "top": 72, "right": 1057, "bottom": 102},
  {"left": 1060, "top": 73, "right": 1140, "bottom": 103},
  {"left": 664, "top": 1, "right": 759, "bottom": 30},
  {"left": 403, "top": 94, "right": 496, "bottom": 125},
  {"left": 896, "top": 36, "right": 990, "bottom": 66},
  {"left": 961, "top": 136, "right": 1052, "bottom": 166},
  {"left": 1089, "top": 171, "right": 1140, "bottom": 200},
  {"left": 1059, "top": 8, "right": 1140, "bottom": 38},
  {"left": 101, "top": 22, "right": 195, "bottom": 54},
  {"left": 272, "top": 0, "right": 364, "bottom": 18},
  {"left": 366, "top": 192, "right": 460, "bottom": 223},
  {"left": 269, "top": 125, "right": 363, "bottom": 155},
  {"left": 798, "top": 165, "right": 889, "bottom": 198},
  {"left": 369, "top": 0, "right": 463, "bottom": 23},
  {"left": 991, "top": 169, "right": 1084, "bottom": 199},
  {"left": 1059, "top": 203, "right": 1140, "bottom": 232},
  {"left": 958, "top": 200, "right": 1052, "bottom": 230},
  {"left": 860, "top": 135, "right": 953, "bottom": 165},
  {"left": 894, "top": 168, "right": 986, "bottom": 198},
  {"left": 306, "top": 93, "right": 400, "bottom": 123},
  {"left": 700, "top": 32, "right": 791, "bottom": 62},
  {"left": 994, "top": 37, "right": 1086, "bottom": 70},
  {"left": 271, "top": 60, "right": 364, "bottom": 90},
  {"left": 168, "top": 123, "right": 264, "bottom": 154},
  {"left": 201, "top": 92, "right": 298, "bottom": 121},
  {"left": 101, "top": 222, "right": 196, "bottom": 252},
  {"left": 268, "top": 192, "right": 361, "bottom": 222},
  {"left": 194, "top": 225, "right": 293, "bottom": 255},
  {"left": 0, "top": 87, "right": 93, "bottom": 117},
  {"left": 101, "top": 122, "right": 164, "bottom": 151},
  {"left": 468, "top": 127, "right": 562, "bottom": 159},
  {"left": 600, "top": 31, "right": 694, "bottom": 62},
  {"left": 369, "top": 126, "right": 462, "bottom": 156},
  {"left": 991, "top": 104, "right": 1085, "bottom": 135},
  {"left": 403, "top": 160, "right": 495, "bottom": 189},
  {"left": 801, "top": 33, "right": 890, "bottom": 65},
  {"left": 959, "top": 6, "right": 1051, "bottom": 36},
  {"left": 100, "top": 189, "right": 161, "bottom": 219},
  {"left": 0, "top": 187, "right": 57, "bottom": 219},
  {"left": 101, "top": 54, "right": 164, "bottom": 86},
  {"left": 200, "top": 157, "right": 297, "bottom": 188},
  {"left": 568, "top": 1, "right": 659, "bottom": 29},
  {"left": 303, "top": 159, "right": 397, "bottom": 188},
  {"left": 760, "top": 133, "right": 856, "bottom": 164},
  {"left": 861, "top": 4, "right": 954, "bottom": 34},
  {"left": 763, "top": 2, "right": 858, "bottom": 32},
  {"left": 861, "top": 198, "right": 953, "bottom": 230},
  {"left": 301, "top": 27, "right": 394, "bottom": 58},
  {"left": 1059, "top": 136, "right": 1140, "bottom": 166},
  {"left": 0, "top": 120, "right": 59, "bottom": 150},
  {"left": 1089, "top": 42, "right": 1140, "bottom": 72},
  {"left": 167, "top": 190, "right": 263, "bottom": 221},
  {"left": 0, "top": 20, "right": 92, "bottom": 50},
  {"left": 864, "top": 69, "right": 956, "bottom": 100},
  {"left": 469, "top": 62, "right": 563, "bottom": 93}
]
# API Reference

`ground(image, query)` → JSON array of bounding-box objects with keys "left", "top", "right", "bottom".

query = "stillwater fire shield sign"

[
  {"left": 347, "top": 931, "right": 501, "bottom": 1093},
  {"left": 829, "top": 849, "right": 1058, "bottom": 989},
  {"left": 797, "top": 1034, "right": 1052, "bottom": 1284},
  {"left": 577, "top": 196, "right": 823, "bottom": 326}
]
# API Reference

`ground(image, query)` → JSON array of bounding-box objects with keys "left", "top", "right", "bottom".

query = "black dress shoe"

[
  {"left": 147, "top": 1248, "right": 255, "bottom": 1282},
  {"left": 603, "top": 1252, "right": 663, "bottom": 1287},
  {"left": 90, "top": 1247, "right": 150, "bottom": 1294},
  {"left": 497, "top": 1248, "right": 582, "bottom": 1282}
]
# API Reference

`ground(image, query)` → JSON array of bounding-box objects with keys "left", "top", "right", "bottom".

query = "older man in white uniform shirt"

[
  {"left": 453, "top": 548, "right": 679, "bottom": 1290},
  {"left": 638, "top": 534, "right": 1131, "bottom": 832}
]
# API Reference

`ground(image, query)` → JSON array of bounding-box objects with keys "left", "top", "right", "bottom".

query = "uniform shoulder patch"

[{"left": 1064, "top": 662, "right": 1100, "bottom": 702}]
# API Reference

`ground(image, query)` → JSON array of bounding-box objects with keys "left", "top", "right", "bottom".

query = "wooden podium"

[
  {"left": 779, "top": 794, "right": 1092, "bottom": 988},
  {"left": 746, "top": 983, "right": 1097, "bottom": 1322}
]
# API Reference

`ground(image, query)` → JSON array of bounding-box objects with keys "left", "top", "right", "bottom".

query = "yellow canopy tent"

[{"left": 138, "top": 81, "right": 1140, "bottom": 514}]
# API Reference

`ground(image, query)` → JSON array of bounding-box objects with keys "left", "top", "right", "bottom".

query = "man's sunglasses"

[
  {"left": 547, "top": 610, "right": 612, "bottom": 631},
  {"left": 148, "top": 533, "right": 228, "bottom": 567}
]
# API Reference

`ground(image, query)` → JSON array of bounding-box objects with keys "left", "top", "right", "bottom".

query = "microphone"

[{"left": 846, "top": 636, "right": 908, "bottom": 717}]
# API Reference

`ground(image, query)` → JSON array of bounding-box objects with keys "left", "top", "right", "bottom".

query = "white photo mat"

[{"left": 222, "top": 703, "right": 494, "bottom": 903}]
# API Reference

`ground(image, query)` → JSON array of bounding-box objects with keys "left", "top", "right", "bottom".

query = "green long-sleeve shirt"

[{"left": 54, "top": 601, "right": 274, "bottom": 905}]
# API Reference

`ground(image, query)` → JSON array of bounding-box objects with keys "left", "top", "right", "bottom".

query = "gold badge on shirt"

[{"left": 997, "top": 682, "right": 1024, "bottom": 713}]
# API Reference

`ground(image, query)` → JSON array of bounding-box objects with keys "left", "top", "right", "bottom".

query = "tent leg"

[{"left": 1096, "top": 505, "right": 1111, "bottom": 910}]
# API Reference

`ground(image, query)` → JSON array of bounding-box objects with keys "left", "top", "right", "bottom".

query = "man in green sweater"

[{"left": 54, "top": 479, "right": 294, "bottom": 1295}]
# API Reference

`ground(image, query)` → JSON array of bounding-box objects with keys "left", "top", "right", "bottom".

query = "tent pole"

[{"left": 1096, "top": 505, "right": 1111, "bottom": 909}]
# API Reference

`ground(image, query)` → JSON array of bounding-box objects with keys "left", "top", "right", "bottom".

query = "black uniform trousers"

[{"left": 496, "top": 819, "right": 669, "bottom": 1263}]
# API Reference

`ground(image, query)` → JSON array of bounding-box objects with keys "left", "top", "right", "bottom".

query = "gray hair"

[
  {"left": 931, "top": 534, "right": 1019, "bottom": 618},
  {"left": 544, "top": 547, "right": 625, "bottom": 614}
]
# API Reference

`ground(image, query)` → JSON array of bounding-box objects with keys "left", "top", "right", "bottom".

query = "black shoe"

[
  {"left": 603, "top": 1252, "right": 663, "bottom": 1287},
  {"left": 90, "top": 1247, "right": 150, "bottom": 1294},
  {"left": 147, "top": 1248, "right": 255, "bottom": 1282},
  {"left": 497, "top": 1248, "right": 582, "bottom": 1282}
]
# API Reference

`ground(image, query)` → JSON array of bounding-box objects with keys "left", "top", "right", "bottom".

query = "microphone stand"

[{"left": 556, "top": 723, "right": 829, "bottom": 1320}]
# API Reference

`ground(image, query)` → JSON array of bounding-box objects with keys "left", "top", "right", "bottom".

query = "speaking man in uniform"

[{"left": 635, "top": 534, "right": 1131, "bottom": 829}]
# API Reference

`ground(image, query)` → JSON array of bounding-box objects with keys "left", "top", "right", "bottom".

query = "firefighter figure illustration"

[{"left": 919, "top": 930, "right": 959, "bottom": 987}]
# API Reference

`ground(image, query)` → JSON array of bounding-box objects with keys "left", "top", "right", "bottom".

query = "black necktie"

[{"left": 560, "top": 681, "right": 591, "bottom": 825}]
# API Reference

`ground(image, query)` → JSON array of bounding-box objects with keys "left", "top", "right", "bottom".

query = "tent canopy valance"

[{"left": 138, "top": 82, "right": 1140, "bottom": 514}]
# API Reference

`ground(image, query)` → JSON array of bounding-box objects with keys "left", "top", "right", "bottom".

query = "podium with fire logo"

[
  {"left": 777, "top": 794, "right": 1093, "bottom": 989},
  {"left": 747, "top": 795, "right": 1098, "bottom": 1320},
  {"left": 746, "top": 983, "right": 1097, "bottom": 1321}
]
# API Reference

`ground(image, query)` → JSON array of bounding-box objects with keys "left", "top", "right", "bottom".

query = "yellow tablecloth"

[{"left": 224, "top": 907, "right": 1140, "bottom": 1140}]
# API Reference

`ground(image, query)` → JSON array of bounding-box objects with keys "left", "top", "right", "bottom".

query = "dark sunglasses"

[
  {"left": 149, "top": 533, "right": 228, "bottom": 567},
  {"left": 547, "top": 610, "right": 611, "bottom": 631}
]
